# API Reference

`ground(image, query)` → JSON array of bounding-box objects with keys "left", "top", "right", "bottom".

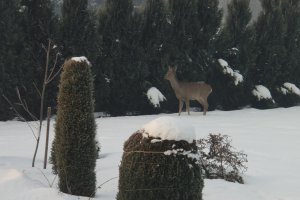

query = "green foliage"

[
  {"left": 61, "top": 0, "right": 102, "bottom": 112},
  {"left": 281, "top": 0, "right": 300, "bottom": 86},
  {"left": 0, "top": 0, "right": 26, "bottom": 120},
  {"left": 97, "top": 0, "right": 149, "bottom": 115},
  {"left": 252, "top": 0, "right": 286, "bottom": 88},
  {"left": 166, "top": 0, "right": 197, "bottom": 68},
  {"left": 139, "top": 0, "right": 179, "bottom": 113},
  {"left": 117, "top": 131, "right": 203, "bottom": 200},
  {"left": 3, "top": 0, "right": 300, "bottom": 120},
  {"left": 61, "top": 0, "right": 97, "bottom": 59},
  {"left": 208, "top": 60, "right": 248, "bottom": 110},
  {"left": 192, "top": 0, "right": 223, "bottom": 104},
  {"left": 214, "top": 0, "right": 256, "bottom": 110},
  {"left": 196, "top": 0, "right": 223, "bottom": 51},
  {"left": 273, "top": 91, "right": 300, "bottom": 108},
  {"left": 250, "top": 86, "right": 276, "bottom": 109},
  {"left": 272, "top": 85, "right": 300, "bottom": 107},
  {"left": 218, "top": 0, "right": 256, "bottom": 75},
  {"left": 51, "top": 58, "right": 97, "bottom": 196},
  {"left": 0, "top": 0, "right": 59, "bottom": 120},
  {"left": 10, "top": 0, "right": 59, "bottom": 120}
]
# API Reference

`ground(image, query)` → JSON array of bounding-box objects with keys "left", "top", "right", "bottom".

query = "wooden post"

[{"left": 44, "top": 107, "right": 51, "bottom": 169}]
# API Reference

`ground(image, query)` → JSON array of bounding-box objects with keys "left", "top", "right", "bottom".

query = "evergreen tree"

[
  {"left": 61, "top": 0, "right": 101, "bottom": 112},
  {"left": 166, "top": 0, "right": 199, "bottom": 80},
  {"left": 195, "top": 0, "right": 223, "bottom": 52},
  {"left": 212, "top": 0, "right": 255, "bottom": 110},
  {"left": 281, "top": 0, "right": 300, "bottom": 86},
  {"left": 19, "top": 0, "right": 58, "bottom": 119},
  {"left": 51, "top": 58, "right": 97, "bottom": 196},
  {"left": 140, "top": 0, "right": 172, "bottom": 113},
  {"left": 61, "top": 0, "right": 98, "bottom": 61},
  {"left": 251, "top": 0, "right": 286, "bottom": 88},
  {"left": 273, "top": 0, "right": 300, "bottom": 107},
  {"left": 194, "top": 0, "right": 223, "bottom": 110},
  {"left": 97, "top": 0, "right": 147, "bottom": 115},
  {"left": 219, "top": 0, "right": 255, "bottom": 75},
  {"left": 0, "top": 0, "right": 27, "bottom": 120},
  {"left": 1, "top": 0, "right": 57, "bottom": 120}
]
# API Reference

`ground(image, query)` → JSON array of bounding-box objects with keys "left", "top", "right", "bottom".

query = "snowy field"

[{"left": 1, "top": 107, "right": 300, "bottom": 200}]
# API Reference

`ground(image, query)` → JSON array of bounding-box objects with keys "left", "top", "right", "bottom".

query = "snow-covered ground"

[{"left": 1, "top": 107, "right": 300, "bottom": 200}]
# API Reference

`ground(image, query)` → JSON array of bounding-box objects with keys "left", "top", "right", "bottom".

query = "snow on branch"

[
  {"left": 279, "top": 82, "right": 300, "bottom": 96},
  {"left": 146, "top": 87, "right": 166, "bottom": 108},
  {"left": 218, "top": 59, "right": 243, "bottom": 86},
  {"left": 252, "top": 85, "right": 274, "bottom": 102}
]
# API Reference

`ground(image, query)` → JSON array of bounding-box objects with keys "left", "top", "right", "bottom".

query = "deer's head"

[{"left": 164, "top": 65, "right": 177, "bottom": 80}]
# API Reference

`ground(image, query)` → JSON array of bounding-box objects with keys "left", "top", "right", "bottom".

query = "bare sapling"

[
  {"left": 44, "top": 107, "right": 51, "bottom": 169},
  {"left": 3, "top": 39, "right": 62, "bottom": 167},
  {"left": 164, "top": 65, "right": 212, "bottom": 115},
  {"left": 32, "top": 40, "right": 61, "bottom": 167}
]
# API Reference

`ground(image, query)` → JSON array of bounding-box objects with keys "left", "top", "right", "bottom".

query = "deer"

[{"left": 164, "top": 65, "right": 212, "bottom": 116}]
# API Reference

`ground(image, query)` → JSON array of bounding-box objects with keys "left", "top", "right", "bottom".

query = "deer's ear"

[{"left": 174, "top": 66, "right": 177, "bottom": 71}]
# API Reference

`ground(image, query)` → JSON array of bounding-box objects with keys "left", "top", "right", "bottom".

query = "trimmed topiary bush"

[
  {"left": 50, "top": 57, "right": 97, "bottom": 197},
  {"left": 117, "top": 117, "right": 203, "bottom": 200}
]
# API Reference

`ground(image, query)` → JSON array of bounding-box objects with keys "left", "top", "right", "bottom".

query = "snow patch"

[
  {"left": 19, "top": 6, "right": 26, "bottom": 13},
  {"left": 279, "top": 87, "right": 288, "bottom": 95},
  {"left": 218, "top": 58, "right": 229, "bottom": 68},
  {"left": 233, "top": 71, "right": 244, "bottom": 86},
  {"left": 163, "top": 149, "right": 200, "bottom": 162},
  {"left": 218, "top": 59, "right": 243, "bottom": 85},
  {"left": 141, "top": 117, "right": 195, "bottom": 143},
  {"left": 71, "top": 56, "right": 91, "bottom": 66},
  {"left": 252, "top": 85, "right": 274, "bottom": 101},
  {"left": 147, "top": 87, "right": 166, "bottom": 108},
  {"left": 282, "top": 82, "right": 300, "bottom": 96},
  {"left": 150, "top": 139, "right": 162, "bottom": 143}
]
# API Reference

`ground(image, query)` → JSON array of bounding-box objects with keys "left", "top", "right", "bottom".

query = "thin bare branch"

[
  {"left": 33, "top": 81, "right": 42, "bottom": 98},
  {"left": 15, "top": 87, "right": 39, "bottom": 122},
  {"left": 46, "top": 52, "right": 60, "bottom": 83},
  {"left": 46, "top": 65, "right": 63, "bottom": 84},
  {"left": 97, "top": 177, "right": 118, "bottom": 189},
  {"left": 15, "top": 87, "right": 21, "bottom": 101},
  {"left": 42, "top": 43, "right": 47, "bottom": 53},
  {"left": 2, "top": 95, "right": 38, "bottom": 140},
  {"left": 89, "top": 177, "right": 118, "bottom": 199},
  {"left": 36, "top": 168, "right": 57, "bottom": 188}
]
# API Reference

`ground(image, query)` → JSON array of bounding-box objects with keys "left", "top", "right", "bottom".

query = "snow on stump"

[
  {"left": 117, "top": 117, "right": 203, "bottom": 200},
  {"left": 50, "top": 57, "right": 97, "bottom": 197}
]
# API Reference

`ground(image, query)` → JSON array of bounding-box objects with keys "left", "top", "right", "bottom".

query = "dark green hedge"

[{"left": 117, "top": 131, "right": 203, "bottom": 200}]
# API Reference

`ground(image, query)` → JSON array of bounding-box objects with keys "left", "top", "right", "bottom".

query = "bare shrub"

[{"left": 197, "top": 134, "right": 247, "bottom": 184}]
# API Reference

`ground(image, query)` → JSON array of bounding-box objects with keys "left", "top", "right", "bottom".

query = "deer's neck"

[{"left": 168, "top": 76, "right": 181, "bottom": 93}]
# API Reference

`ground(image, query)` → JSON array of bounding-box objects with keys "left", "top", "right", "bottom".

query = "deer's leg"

[
  {"left": 186, "top": 99, "right": 190, "bottom": 115},
  {"left": 178, "top": 99, "right": 183, "bottom": 116},
  {"left": 197, "top": 98, "right": 208, "bottom": 116},
  {"left": 202, "top": 98, "right": 209, "bottom": 116}
]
